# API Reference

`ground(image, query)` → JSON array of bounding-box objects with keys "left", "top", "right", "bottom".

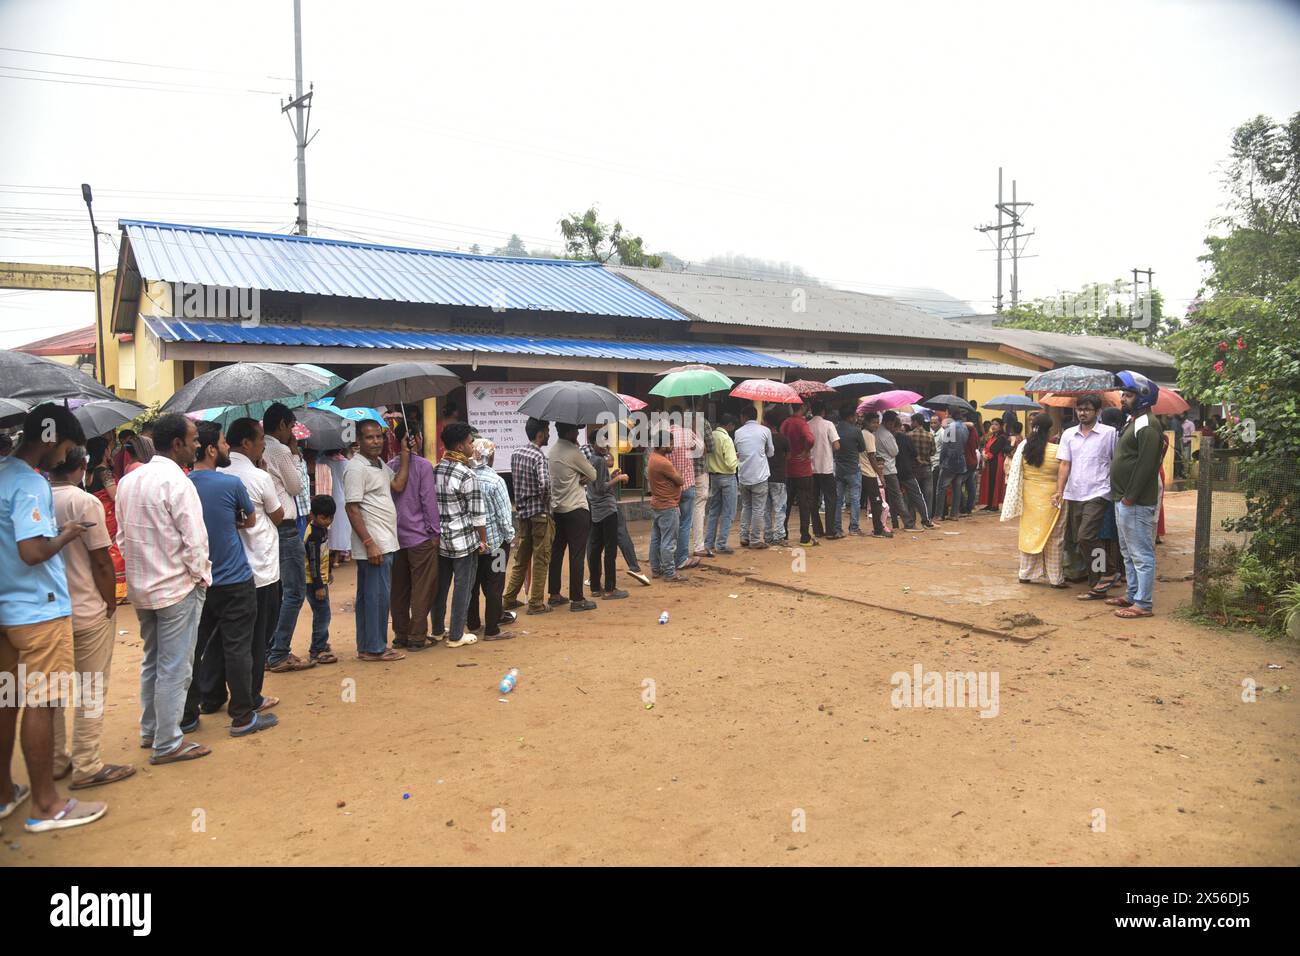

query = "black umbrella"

[
  {"left": 981, "top": 394, "right": 1041, "bottom": 411},
  {"left": 922, "top": 394, "right": 975, "bottom": 412},
  {"left": 1022, "top": 365, "right": 1118, "bottom": 395},
  {"left": 517, "top": 381, "right": 628, "bottom": 425},
  {"left": 159, "top": 363, "right": 331, "bottom": 415},
  {"left": 0, "top": 397, "right": 29, "bottom": 420},
  {"left": 296, "top": 406, "right": 352, "bottom": 452},
  {"left": 72, "top": 399, "right": 146, "bottom": 437},
  {"left": 332, "top": 362, "right": 461, "bottom": 431},
  {"left": 0, "top": 349, "right": 119, "bottom": 404}
]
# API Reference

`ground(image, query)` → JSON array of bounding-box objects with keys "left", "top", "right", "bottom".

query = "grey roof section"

[
  {"left": 756, "top": 349, "right": 1033, "bottom": 379},
  {"left": 953, "top": 322, "right": 1177, "bottom": 370},
  {"left": 609, "top": 266, "right": 1003, "bottom": 344},
  {"left": 885, "top": 287, "right": 978, "bottom": 319}
]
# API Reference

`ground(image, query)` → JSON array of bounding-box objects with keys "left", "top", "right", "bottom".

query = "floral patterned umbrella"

[
  {"left": 730, "top": 379, "right": 802, "bottom": 403},
  {"left": 786, "top": 379, "right": 837, "bottom": 397},
  {"left": 1022, "top": 365, "right": 1118, "bottom": 395}
]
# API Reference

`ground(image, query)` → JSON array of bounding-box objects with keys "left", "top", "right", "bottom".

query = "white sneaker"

[{"left": 628, "top": 570, "right": 651, "bottom": 586}]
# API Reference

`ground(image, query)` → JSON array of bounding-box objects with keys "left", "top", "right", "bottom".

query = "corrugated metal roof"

[
  {"left": 15, "top": 324, "right": 97, "bottom": 355},
  {"left": 956, "top": 323, "right": 1177, "bottom": 370},
  {"left": 142, "top": 317, "right": 798, "bottom": 368},
  {"left": 756, "top": 349, "right": 1033, "bottom": 379},
  {"left": 608, "top": 266, "right": 1002, "bottom": 343},
  {"left": 120, "top": 221, "right": 689, "bottom": 322}
]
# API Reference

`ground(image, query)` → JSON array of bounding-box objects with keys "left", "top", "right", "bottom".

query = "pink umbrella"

[
  {"left": 786, "top": 379, "right": 836, "bottom": 397},
  {"left": 730, "top": 379, "right": 802, "bottom": 403},
  {"left": 856, "top": 389, "right": 922, "bottom": 414},
  {"left": 617, "top": 393, "right": 648, "bottom": 412}
]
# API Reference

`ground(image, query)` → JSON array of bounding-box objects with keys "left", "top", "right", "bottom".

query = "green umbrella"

[{"left": 649, "top": 365, "right": 734, "bottom": 399}]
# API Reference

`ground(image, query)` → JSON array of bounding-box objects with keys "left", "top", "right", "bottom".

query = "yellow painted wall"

[
  {"left": 128, "top": 280, "right": 182, "bottom": 407},
  {"left": 965, "top": 377, "right": 1032, "bottom": 413}
]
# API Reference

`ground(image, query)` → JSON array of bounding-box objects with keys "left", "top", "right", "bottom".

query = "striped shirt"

[
  {"left": 434, "top": 457, "right": 486, "bottom": 558},
  {"left": 262, "top": 434, "right": 303, "bottom": 520},
  {"left": 475, "top": 463, "right": 514, "bottom": 553},
  {"left": 511, "top": 443, "right": 550, "bottom": 520},
  {"left": 115, "top": 455, "right": 212, "bottom": 610}
]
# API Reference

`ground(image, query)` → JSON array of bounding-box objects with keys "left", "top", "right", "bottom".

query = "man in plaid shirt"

[
  {"left": 504, "top": 418, "right": 554, "bottom": 614},
  {"left": 432, "top": 423, "right": 487, "bottom": 648}
]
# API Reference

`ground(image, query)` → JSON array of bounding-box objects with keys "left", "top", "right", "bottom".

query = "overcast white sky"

[{"left": 2, "top": 0, "right": 1298, "bottom": 348}]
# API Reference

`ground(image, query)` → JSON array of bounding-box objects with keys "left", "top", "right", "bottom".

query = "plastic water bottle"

[
  {"left": 498, "top": 668, "right": 519, "bottom": 694},
  {"left": 658, "top": 611, "right": 670, "bottom": 625}
]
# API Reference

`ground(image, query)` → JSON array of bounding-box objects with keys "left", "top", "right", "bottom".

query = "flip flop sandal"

[
  {"left": 149, "top": 741, "right": 212, "bottom": 765},
  {"left": 482, "top": 631, "right": 517, "bottom": 641},
  {"left": 24, "top": 797, "right": 108, "bottom": 833},
  {"left": 231, "top": 712, "right": 280, "bottom": 737},
  {"left": 1114, "top": 606, "right": 1154, "bottom": 618},
  {"left": 70, "top": 764, "right": 136, "bottom": 790},
  {"left": 1105, "top": 597, "right": 1134, "bottom": 607},
  {"left": 0, "top": 782, "right": 30, "bottom": 819},
  {"left": 256, "top": 696, "right": 280, "bottom": 712},
  {"left": 268, "top": 656, "right": 316, "bottom": 673},
  {"left": 311, "top": 652, "right": 339, "bottom": 664},
  {"left": 357, "top": 649, "right": 407, "bottom": 661}
]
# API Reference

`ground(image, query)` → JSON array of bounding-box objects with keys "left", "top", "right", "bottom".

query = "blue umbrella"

[
  {"left": 309, "top": 397, "right": 386, "bottom": 426},
  {"left": 825, "top": 372, "right": 893, "bottom": 389},
  {"left": 981, "top": 394, "right": 1042, "bottom": 411}
]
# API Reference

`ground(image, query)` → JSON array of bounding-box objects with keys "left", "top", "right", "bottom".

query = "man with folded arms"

[
  {"left": 733, "top": 405, "right": 774, "bottom": 549},
  {"left": 0, "top": 405, "right": 108, "bottom": 831}
]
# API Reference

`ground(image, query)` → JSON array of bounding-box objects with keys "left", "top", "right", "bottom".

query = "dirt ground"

[{"left": 5, "top": 490, "right": 1297, "bottom": 866}]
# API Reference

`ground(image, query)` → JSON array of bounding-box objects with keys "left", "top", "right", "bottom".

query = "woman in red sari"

[
  {"left": 85, "top": 436, "right": 128, "bottom": 603},
  {"left": 978, "top": 419, "right": 1010, "bottom": 510}
]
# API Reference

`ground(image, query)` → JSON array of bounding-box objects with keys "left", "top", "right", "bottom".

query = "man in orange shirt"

[{"left": 647, "top": 431, "right": 688, "bottom": 583}]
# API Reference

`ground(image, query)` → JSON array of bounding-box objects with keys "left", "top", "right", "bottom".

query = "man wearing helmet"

[{"left": 1107, "top": 371, "right": 1163, "bottom": 619}]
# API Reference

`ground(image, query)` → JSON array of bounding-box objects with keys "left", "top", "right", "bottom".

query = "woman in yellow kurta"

[{"left": 1001, "top": 412, "right": 1067, "bottom": 587}]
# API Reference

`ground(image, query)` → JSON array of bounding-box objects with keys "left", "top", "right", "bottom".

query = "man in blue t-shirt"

[
  {"left": 0, "top": 404, "right": 108, "bottom": 833},
  {"left": 183, "top": 422, "right": 278, "bottom": 738}
]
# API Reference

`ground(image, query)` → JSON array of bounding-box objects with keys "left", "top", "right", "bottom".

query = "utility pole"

[
  {"left": 281, "top": 0, "right": 315, "bottom": 235},
  {"left": 976, "top": 168, "right": 1035, "bottom": 314},
  {"left": 80, "top": 184, "right": 105, "bottom": 384}
]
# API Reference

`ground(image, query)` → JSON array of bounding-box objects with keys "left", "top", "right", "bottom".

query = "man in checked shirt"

[
  {"left": 503, "top": 418, "right": 554, "bottom": 615},
  {"left": 432, "top": 423, "right": 488, "bottom": 647}
]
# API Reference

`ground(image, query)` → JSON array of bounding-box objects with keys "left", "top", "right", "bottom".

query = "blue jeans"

[
  {"left": 268, "top": 522, "right": 307, "bottom": 664},
  {"left": 765, "top": 481, "right": 788, "bottom": 542},
  {"left": 704, "top": 473, "right": 737, "bottom": 550},
  {"left": 305, "top": 584, "right": 332, "bottom": 655},
  {"left": 434, "top": 551, "right": 479, "bottom": 643},
  {"left": 836, "top": 472, "right": 862, "bottom": 532},
  {"left": 962, "top": 468, "right": 979, "bottom": 514},
  {"left": 355, "top": 553, "right": 394, "bottom": 654},
  {"left": 650, "top": 507, "right": 680, "bottom": 579},
  {"left": 677, "top": 485, "right": 696, "bottom": 567},
  {"left": 138, "top": 584, "right": 206, "bottom": 759},
  {"left": 738, "top": 480, "right": 769, "bottom": 545},
  {"left": 1115, "top": 502, "right": 1157, "bottom": 611}
]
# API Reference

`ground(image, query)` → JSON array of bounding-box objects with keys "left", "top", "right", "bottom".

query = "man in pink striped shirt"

[{"left": 115, "top": 413, "right": 213, "bottom": 766}]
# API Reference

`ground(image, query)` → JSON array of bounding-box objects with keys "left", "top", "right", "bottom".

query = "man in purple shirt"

[
  {"left": 388, "top": 424, "right": 441, "bottom": 651},
  {"left": 1051, "top": 394, "right": 1119, "bottom": 595}
]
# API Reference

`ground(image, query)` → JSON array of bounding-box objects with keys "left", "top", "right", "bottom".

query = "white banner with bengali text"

[{"left": 465, "top": 381, "right": 544, "bottom": 473}]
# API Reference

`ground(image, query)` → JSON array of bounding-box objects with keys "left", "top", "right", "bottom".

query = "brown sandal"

[
  {"left": 149, "top": 741, "right": 212, "bottom": 765},
  {"left": 70, "top": 763, "right": 136, "bottom": 790},
  {"left": 357, "top": 649, "right": 406, "bottom": 662},
  {"left": 1105, "top": 597, "right": 1133, "bottom": 607},
  {"left": 1113, "top": 605, "right": 1153, "bottom": 618},
  {"left": 311, "top": 651, "right": 339, "bottom": 665}
]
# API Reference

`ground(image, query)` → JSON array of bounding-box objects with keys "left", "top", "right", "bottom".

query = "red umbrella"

[
  {"left": 856, "top": 389, "right": 922, "bottom": 414},
  {"left": 730, "top": 379, "right": 802, "bottom": 403},
  {"left": 617, "top": 393, "right": 648, "bottom": 412},
  {"left": 786, "top": 379, "right": 836, "bottom": 397}
]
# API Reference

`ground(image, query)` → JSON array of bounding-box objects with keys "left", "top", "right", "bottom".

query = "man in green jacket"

[{"left": 1108, "top": 371, "right": 1164, "bottom": 619}]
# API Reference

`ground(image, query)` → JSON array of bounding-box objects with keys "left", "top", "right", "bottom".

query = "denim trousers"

[
  {"left": 677, "top": 485, "right": 696, "bottom": 567},
  {"left": 738, "top": 480, "right": 768, "bottom": 545},
  {"left": 616, "top": 509, "right": 643, "bottom": 572},
  {"left": 704, "top": 473, "right": 737, "bottom": 550},
  {"left": 138, "top": 584, "right": 205, "bottom": 759},
  {"left": 836, "top": 471, "right": 862, "bottom": 532},
  {"left": 764, "top": 480, "right": 788, "bottom": 542},
  {"left": 434, "top": 551, "right": 478, "bottom": 642},
  {"left": 962, "top": 468, "right": 980, "bottom": 514},
  {"left": 935, "top": 468, "right": 965, "bottom": 518},
  {"left": 267, "top": 521, "right": 307, "bottom": 664},
  {"left": 650, "top": 507, "right": 681, "bottom": 578},
  {"left": 1115, "top": 502, "right": 1157, "bottom": 611},
  {"left": 354, "top": 553, "right": 394, "bottom": 654},
  {"left": 812, "top": 473, "right": 837, "bottom": 537}
]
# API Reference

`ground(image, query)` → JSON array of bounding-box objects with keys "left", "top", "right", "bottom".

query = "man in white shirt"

[
  {"left": 807, "top": 400, "right": 841, "bottom": 540},
  {"left": 115, "top": 413, "right": 212, "bottom": 765},
  {"left": 219, "top": 418, "right": 286, "bottom": 713},
  {"left": 733, "top": 405, "right": 774, "bottom": 549},
  {"left": 261, "top": 404, "right": 313, "bottom": 672}
]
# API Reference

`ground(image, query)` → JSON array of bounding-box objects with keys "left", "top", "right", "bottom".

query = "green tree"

[
  {"left": 557, "top": 206, "right": 663, "bottom": 267},
  {"left": 1001, "top": 279, "right": 1175, "bottom": 345},
  {"left": 492, "top": 233, "right": 529, "bottom": 257},
  {"left": 1171, "top": 111, "right": 1300, "bottom": 582}
]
